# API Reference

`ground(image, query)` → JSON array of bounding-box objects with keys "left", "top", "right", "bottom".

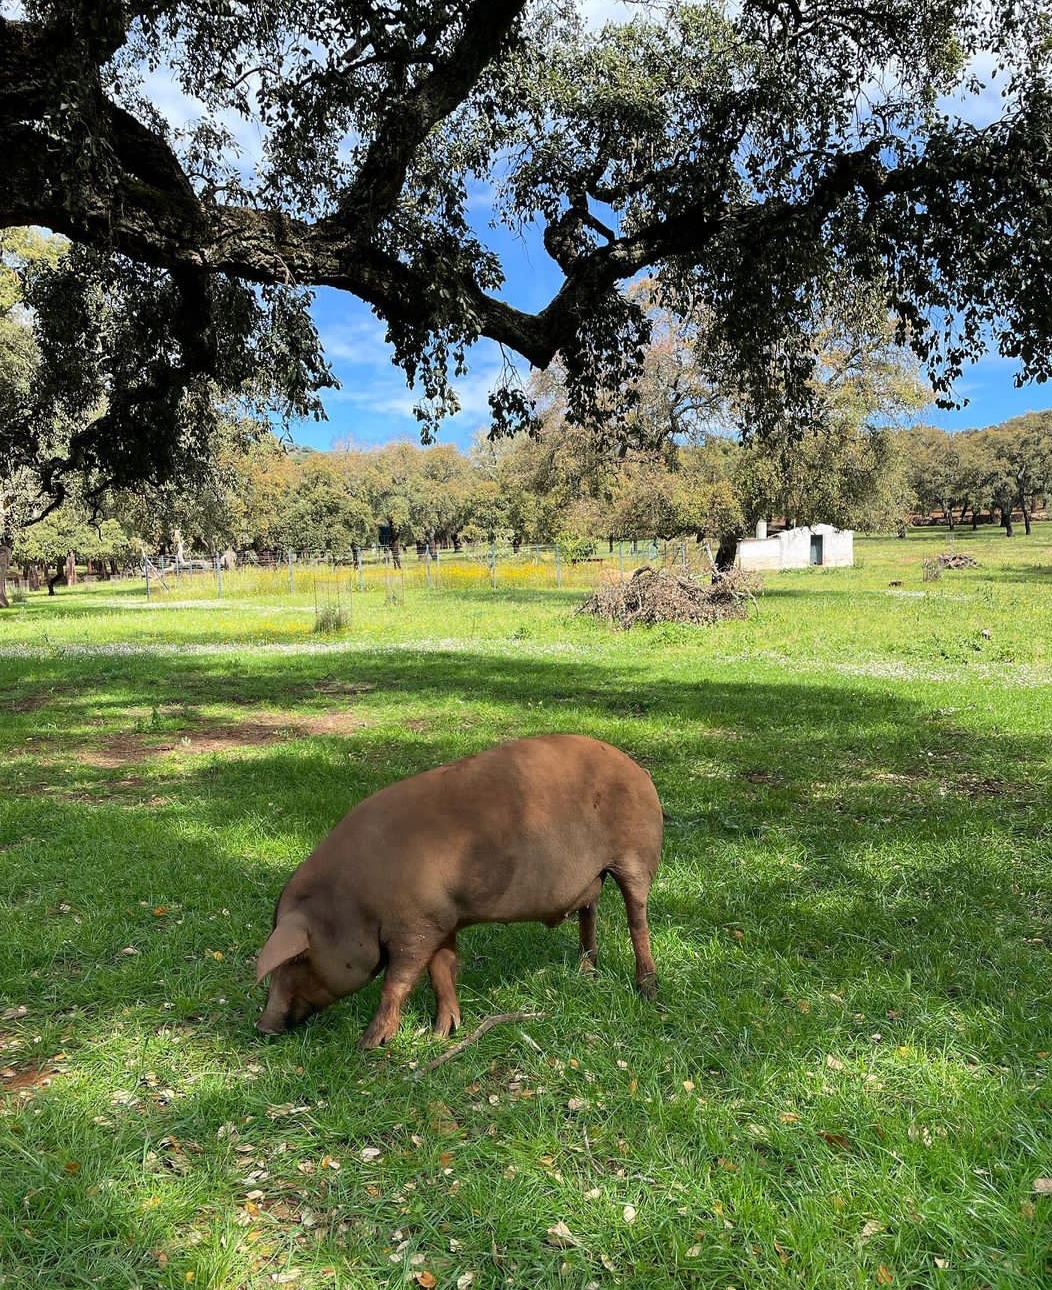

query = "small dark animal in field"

[
  {"left": 255, "top": 734, "right": 663, "bottom": 1048},
  {"left": 888, "top": 580, "right": 903, "bottom": 587}
]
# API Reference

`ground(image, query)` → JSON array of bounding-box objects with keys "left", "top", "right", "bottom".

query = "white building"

[{"left": 736, "top": 522, "right": 853, "bottom": 571}]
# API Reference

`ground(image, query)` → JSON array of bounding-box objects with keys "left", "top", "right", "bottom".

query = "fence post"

[
  {"left": 425, "top": 547, "right": 432, "bottom": 588},
  {"left": 490, "top": 541, "right": 497, "bottom": 590},
  {"left": 555, "top": 543, "right": 561, "bottom": 588},
  {"left": 144, "top": 557, "right": 150, "bottom": 600},
  {"left": 215, "top": 552, "right": 223, "bottom": 598},
  {"left": 357, "top": 551, "right": 364, "bottom": 592},
  {"left": 288, "top": 548, "right": 294, "bottom": 595}
]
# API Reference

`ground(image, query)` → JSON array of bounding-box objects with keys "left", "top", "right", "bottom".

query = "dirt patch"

[
  {"left": 872, "top": 769, "right": 1028, "bottom": 798},
  {"left": 82, "top": 711, "right": 369, "bottom": 767},
  {"left": 1, "top": 1056, "right": 68, "bottom": 1096},
  {"left": 954, "top": 775, "right": 1028, "bottom": 798}
]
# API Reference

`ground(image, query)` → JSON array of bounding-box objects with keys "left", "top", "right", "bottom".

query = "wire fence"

[{"left": 138, "top": 540, "right": 706, "bottom": 604}]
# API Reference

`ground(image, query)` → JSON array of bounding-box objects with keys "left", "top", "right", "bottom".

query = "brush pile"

[
  {"left": 935, "top": 552, "right": 980, "bottom": 569},
  {"left": 579, "top": 565, "right": 761, "bottom": 629},
  {"left": 923, "top": 551, "right": 981, "bottom": 581}
]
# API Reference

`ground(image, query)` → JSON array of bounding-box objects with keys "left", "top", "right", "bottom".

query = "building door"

[{"left": 809, "top": 534, "right": 823, "bottom": 566}]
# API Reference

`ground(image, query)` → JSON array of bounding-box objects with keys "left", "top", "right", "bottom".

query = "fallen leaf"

[
  {"left": 825, "top": 1055, "right": 844, "bottom": 1072},
  {"left": 439, "top": 1151, "right": 455, "bottom": 1167},
  {"left": 686, "top": 1245, "right": 703, "bottom": 1258},
  {"left": 456, "top": 1275, "right": 475, "bottom": 1289},
  {"left": 934, "top": 1257, "right": 949, "bottom": 1270},
  {"left": 360, "top": 1147, "right": 382, "bottom": 1162},
  {"left": 877, "top": 1264, "right": 893, "bottom": 1284},
  {"left": 623, "top": 1204, "right": 636, "bottom": 1224},
  {"left": 1032, "top": 1178, "right": 1052, "bottom": 1195},
  {"left": 64, "top": 1161, "right": 81, "bottom": 1174},
  {"left": 682, "top": 1080, "right": 695, "bottom": 1092},
  {"left": 413, "top": 1273, "right": 436, "bottom": 1289},
  {"left": 2, "top": 1005, "right": 28, "bottom": 1020},
  {"left": 546, "top": 1221, "right": 577, "bottom": 1248},
  {"left": 818, "top": 1131, "right": 851, "bottom": 1150},
  {"left": 860, "top": 1220, "right": 885, "bottom": 1243},
  {"left": 907, "top": 1123, "right": 933, "bottom": 1147},
  {"left": 120, "top": 947, "right": 140, "bottom": 956},
  {"left": 779, "top": 1111, "right": 799, "bottom": 1124}
]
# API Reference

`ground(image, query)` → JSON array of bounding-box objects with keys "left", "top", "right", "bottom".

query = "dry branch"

[{"left": 412, "top": 1011, "right": 547, "bottom": 1076}]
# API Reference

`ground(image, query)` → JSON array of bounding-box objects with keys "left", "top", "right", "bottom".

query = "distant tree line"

[
  {"left": 6, "top": 408, "right": 1050, "bottom": 603},
  {"left": 902, "top": 416, "right": 1052, "bottom": 537}
]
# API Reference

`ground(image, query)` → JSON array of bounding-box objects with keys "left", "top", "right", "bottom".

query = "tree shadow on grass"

[
  {"left": 1, "top": 645, "right": 1049, "bottom": 1018},
  {"left": 2, "top": 659, "right": 1050, "bottom": 1285}
]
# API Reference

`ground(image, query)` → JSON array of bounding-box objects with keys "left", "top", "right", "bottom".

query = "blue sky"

[{"left": 299, "top": 265, "right": 1052, "bottom": 455}]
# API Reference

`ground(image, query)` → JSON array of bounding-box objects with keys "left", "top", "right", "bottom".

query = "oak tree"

[{"left": 3, "top": 1, "right": 1050, "bottom": 506}]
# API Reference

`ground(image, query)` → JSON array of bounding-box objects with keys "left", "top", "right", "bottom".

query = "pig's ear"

[{"left": 255, "top": 920, "right": 310, "bottom": 984}]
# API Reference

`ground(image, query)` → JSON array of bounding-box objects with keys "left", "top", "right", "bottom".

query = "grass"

[{"left": 0, "top": 526, "right": 1050, "bottom": 1289}]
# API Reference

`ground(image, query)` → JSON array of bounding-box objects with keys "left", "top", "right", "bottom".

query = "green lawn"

[{"left": 1, "top": 528, "right": 1050, "bottom": 1289}]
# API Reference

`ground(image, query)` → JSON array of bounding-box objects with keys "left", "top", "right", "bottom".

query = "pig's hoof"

[
  {"left": 433, "top": 1011, "right": 461, "bottom": 1039},
  {"left": 578, "top": 955, "right": 597, "bottom": 976},
  {"left": 636, "top": 972, "right": 658, "bottom": 1001}
]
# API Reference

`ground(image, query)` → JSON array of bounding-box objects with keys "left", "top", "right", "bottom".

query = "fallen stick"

[{"left": 412, "top": 1011, "right": 547, "bottom": 1076}]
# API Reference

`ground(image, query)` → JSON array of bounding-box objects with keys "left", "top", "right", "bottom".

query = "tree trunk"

[
  {"left": 1022, "top": 503, "right": 1032, "bottom": 536},
  {"left": 29, "top": 562, "right": 41, "bottom": 590},
  {"left": 65, "top": 550, "right": 77, "bottom": 584},
  {"left": 714, "top": 530, "right": 741, "bottom": 571},
  {"left": 0, "top": 541, "right": 10, "bottom": 609},
  {"left": 390, "top": 535, "right": 402, "bottom": 569},
  {"left": 48, "top": 558, "right": 65, "bottom": 595},
  {"left": 1001, "top": 506, "right": 1014, "bottom": 537},
  {"left": 512, "top": 535, "right": 521, "bottom": 553}
]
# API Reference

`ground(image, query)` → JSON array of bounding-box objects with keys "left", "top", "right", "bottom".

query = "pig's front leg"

[
  {"left": 358, "top": 933, "right": 444, "bottom": 1049},
  {"left": 427, "top": 934, "right": 462, "bottom": 1037}
]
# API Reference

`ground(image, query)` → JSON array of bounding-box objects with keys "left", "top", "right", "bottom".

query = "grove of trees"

[{"left": 7, "top": 408, "right": 1050, "bottom": 600}]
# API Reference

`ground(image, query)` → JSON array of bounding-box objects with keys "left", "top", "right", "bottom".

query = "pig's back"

[{"left": 300, "top": 735, "right": 661, "bottom": 927}]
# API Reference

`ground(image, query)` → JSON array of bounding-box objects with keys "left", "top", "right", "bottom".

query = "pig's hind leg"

[
  {"left": 608, "top": 861, "right": 658, "bottom": 999},
  {"left": 427, "top": 934, "right": 462, "bottom": 1037},
  {"left": 577, "top": 875, "right": 604, "bottom": 973}
]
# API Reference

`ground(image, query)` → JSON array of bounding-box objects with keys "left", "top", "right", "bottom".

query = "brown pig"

[{"left": 255, "top": 733, "right": 663, "bottom": 1048}]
